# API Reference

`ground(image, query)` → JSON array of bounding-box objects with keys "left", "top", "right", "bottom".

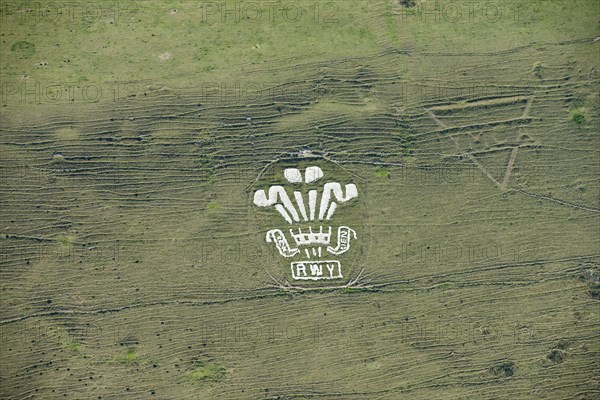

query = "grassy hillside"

[{"left": 1, "top": 0, "right": 599, "bottom": 399}]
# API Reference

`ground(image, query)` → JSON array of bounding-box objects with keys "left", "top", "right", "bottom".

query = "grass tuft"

[
  {"left": 114, "top": 348, "right": 139, "bottom": 365},
  {"left": 490, "top": 361, "right": 516, "bottom": 377},
  {"left": 374, "top": 166, "right": 390, "bottom": 179},
  {"left": 568, "top": 108, "right": 586, "bottom": 125},
  {"left": 186, "top": 362, "right": 226, "bottom": 382}
]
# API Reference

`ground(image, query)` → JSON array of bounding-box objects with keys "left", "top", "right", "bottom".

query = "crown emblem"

[
  {"left": 253, "top": 166, "right": 358, "bottom": 281},
  {"left": 290, "top": 226, "right": 331, "bottom": 246}
]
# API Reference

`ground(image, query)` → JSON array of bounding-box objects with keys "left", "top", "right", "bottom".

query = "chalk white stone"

[
  {"left": 308, "top": 189, "right": 318, "bottom": 221},
  {"left": 345, "top": 183, "right": 358, "bottom": 199},
  {"left": 291, "top": 260, "right": 342, "bottom": 280},
  {"left": 294, "top": 191, "right": 308, "bottom": 221},
  {"left": 284, "top": 168, "right": 302, "bottom": 183},
  {"left": 266, "top": 229, "right": 299, "bottom": 257},
  {"left": 254, "top": 185, "right": 300, "bottom": 223},
  {"left": 325, "top": 202, "right": 337, "bottom": 220},
  {"left": 304, "top": 166, "right": 323, "bottom": 183},
  {"left": 275, "top": 204, "right": 293, "bottom": 224},
  {"left": 327, "top": 226, "right": 356, "bottom": 255},
  {"left": 255, "top": 167, "right": 361, "bottom": 282},
  {"left": 318, "top": 182, "right": 359, "bottom": 220}
]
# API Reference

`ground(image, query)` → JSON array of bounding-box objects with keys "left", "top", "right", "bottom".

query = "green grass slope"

[{"left": 1, "top": 0, "right": 599, "bottom": 399}]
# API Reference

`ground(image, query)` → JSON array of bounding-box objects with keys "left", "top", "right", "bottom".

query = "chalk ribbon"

[
  {"left": 327, "top": 226, "right": 356, "bottom": 255},
  {"left": 266, "top": 229, "right": 300, "bottom": 258}
]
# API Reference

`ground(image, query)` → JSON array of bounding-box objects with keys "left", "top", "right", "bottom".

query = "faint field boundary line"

[
  {"left": 500, "top": 96, "right": 535, "bottom": 190},
  {"left": 513, "top": 189, "right": 600, "bottom": 213},
  {"left": 2, "top": 254, "right": 598, "bottom": 326},
  {"left": 425, "top": 94, "right": 538, "bottom": 190},
  {"left": 425, "top": 94, "right": 599, "bottom": 213},
  {"left": 425, "top": 108, "right": 502, "bottom": 189}
]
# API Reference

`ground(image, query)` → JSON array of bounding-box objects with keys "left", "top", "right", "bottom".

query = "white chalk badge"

[{"left": 250, "top": 159, "right": 369, "bottom": 287}]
